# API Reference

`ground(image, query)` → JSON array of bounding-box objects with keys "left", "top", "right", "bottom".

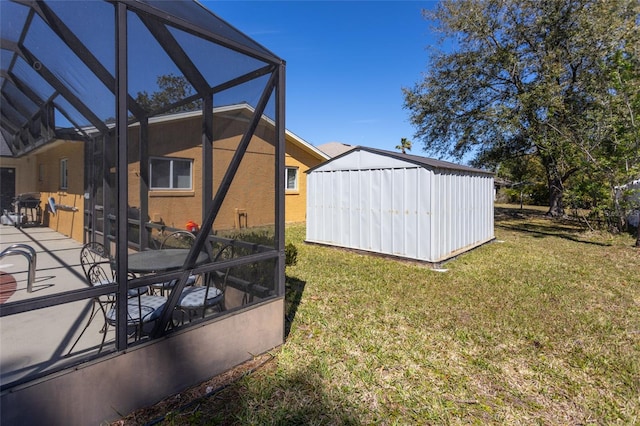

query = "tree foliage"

[
  {"left": 404, "top": 0, "right": 639, "bottom": 217},
  {"left": 135, "top": 73, "right": 202, "bottom": 114},
  {"left": 395, "top": 137, "right": 412, "bottom": 154}
]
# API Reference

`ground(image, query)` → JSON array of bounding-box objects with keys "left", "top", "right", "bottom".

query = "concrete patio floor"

[{"left": 0, "top": 224, "right": 118, "bottom": 389}]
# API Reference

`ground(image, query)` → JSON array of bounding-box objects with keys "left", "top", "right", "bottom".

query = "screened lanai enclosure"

[{"left": 0, "top": 1, "right": 286, "bottom": 424}]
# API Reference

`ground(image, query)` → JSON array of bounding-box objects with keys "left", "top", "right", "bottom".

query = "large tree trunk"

[{"left": 546, "top": 176, "right": 565, "bottom": 217}]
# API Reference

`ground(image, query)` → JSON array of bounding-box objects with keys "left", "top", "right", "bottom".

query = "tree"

[
  {"left": 135, "top": 73, "right": 202, "bottom": 114},
  {"left": 403, "top": 0, "right": 639, "bottom": 217},
  {"left": 395, "top": 137, "right": 412, "bottom": 154}
]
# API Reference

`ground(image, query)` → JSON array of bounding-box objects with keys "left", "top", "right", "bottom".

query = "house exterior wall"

[
  {"left": 126, "top": 114, "right": 276, "bottom": 233},
  {"left": 8, "top": 111, "right": 322, "bottom": 242},
  {"left": 0, "top": 156, "right": 37, "bottom": 198},
  {"left": 27, "top": 142, "right": 85, "bottom": 241},
  {"left": 284, "top": 138, "right": 322, "bottom": 223},
  {"left": 306, "top": 150, "right": 495, "bottom": 263}
]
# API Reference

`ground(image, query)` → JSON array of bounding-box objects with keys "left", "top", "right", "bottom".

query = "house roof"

[
  {"left": 317, "top": 141, "right": 355, "bottom": 158},
  {"left": 307, "top": 146, "right": 493, "bottom": 175},
  {"left": 128, "top": 103, "right": 329, "bottom": 162},
  {"left": 286, "top": 130, "right": 330, "bottom": 162}
]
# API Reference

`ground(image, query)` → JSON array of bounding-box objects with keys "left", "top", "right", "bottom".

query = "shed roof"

[{"left": 307, "top": 146, "right": 493, "bottom": 175}]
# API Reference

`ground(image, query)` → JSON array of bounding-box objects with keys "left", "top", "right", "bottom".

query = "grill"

[
  {"left": 14, "top": 193, "right": 41, "bottom": 209},
  {"left": 12, "top": 193, "right": 42, "bottom": 227}
]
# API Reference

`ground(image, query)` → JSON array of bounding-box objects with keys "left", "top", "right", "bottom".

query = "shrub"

[{"left": 285, "top": 242, "right": 298, "bottom": 267}]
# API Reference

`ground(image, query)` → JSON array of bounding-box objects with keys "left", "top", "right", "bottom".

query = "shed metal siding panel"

[
  {"left": 418, "top": 167, "right": 433, "bottom": 261},
  {"left": 306, "top": 150, "right": 494, "bottom": 263}
]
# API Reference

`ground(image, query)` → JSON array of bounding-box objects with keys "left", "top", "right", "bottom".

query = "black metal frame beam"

[
  {"left": 151, "top": 68, "right": 279, "bottom": 335},
  {"left": 11, "top": 45, "right": 108, "bottom": 134},
  {"left": 138, "top": 13, "right": 211, "bottom": 97},
  {"left": 1, "top": 0, "right": 286, "bottom": 379},
  {"left": 114, "top": 1, "right": 129, "bottom": 350},
  {"left": 122, "top": 0, "right": 280, "bottom": 66},
  {"left": 276, "top": 61, "right": 286, "bottom": 312},
  {"left": 30, "top": 0, "right": 147, "bottom": 120}
]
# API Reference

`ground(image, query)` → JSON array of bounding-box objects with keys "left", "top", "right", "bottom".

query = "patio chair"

[
  {"left": 175, "top": 243, "right": 233, "bottom": 323},
  {"left": 150, "top": 230, "right": 199, "bottom": 296},
  {"left": 67, "top": 259, "right": 116, "bottom": 355},
  {"left": 87, "top": 263, "right": 167, "bottom": 344},
  {"left": 160, "top": 230, "right": 197, "bottom": 250},
  {"left": 80, "top": 241, "right": 147, "bottom": 297},
  {"left": 79, "top": 242, "right": 110, "bottom": 281},
  {"left": 67, "top": 260, "right": 156, "bottom": 355}
]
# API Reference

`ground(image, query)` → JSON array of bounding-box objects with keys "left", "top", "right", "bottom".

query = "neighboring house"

[
  {"left": 3, "top": 104, "right": 328, "bottom": 243},
  {"left": 616, "top": 178, "right": 640, "bottom": 227},
  {"left": 317, "top": 141, "right": 354, "bottom": 158},
  {"left": 284, "top": 130, "right": 330, "bottom": 223},
  {"left": 306, "top": 146, "right": 495, "bottom": 263}
]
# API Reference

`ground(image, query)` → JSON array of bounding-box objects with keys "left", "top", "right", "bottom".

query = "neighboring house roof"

[
  {"left": 286, "top": 130, "right": 330, "bottom": 162},
  {"left": 307, "top": 146, "right": 493, "bottom": 175},
  {"left": 317, "top": 141, "right": 355, "bottom": 158}
]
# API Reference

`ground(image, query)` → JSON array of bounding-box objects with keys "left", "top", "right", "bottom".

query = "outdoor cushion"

[
  {"left": 178, "top": 286, "right": 222, "bottom": 309},
  {"left": 106, "top": 295, "right": 167, "bottom": 324}
]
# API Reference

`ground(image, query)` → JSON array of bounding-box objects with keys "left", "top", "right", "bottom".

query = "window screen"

[{"left": 150, "top": 157, "right": 192, "bottom": 190}]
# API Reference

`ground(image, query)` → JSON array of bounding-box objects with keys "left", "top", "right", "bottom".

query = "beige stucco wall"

[
  {"left": 0, "top": 143, "right": 84, "bottom": 242},
  {"left": 4, "top": 110, "right": 325, "bottom": 242},
  {"left": 34, "top": 141, "right": 85, "bottom": 242},
  {"left": 284, "top": 139, "right": 324, "bottom": 223},
  {"left": 127, "top": 114, "right": 277, "bottom": 232},
  {"left": 0, "top": 156, "right": 38, "bottom": 198}
]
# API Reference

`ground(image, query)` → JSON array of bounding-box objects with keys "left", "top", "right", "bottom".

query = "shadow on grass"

[
  {"left": 284, "top": 275, "right": 306, "bottom": 339},
  {"left": 495, "top": 207, "right": 612, "bottom": 247},
  {"left": 197, "top": 367, "right": 361, "bottom": 425}
]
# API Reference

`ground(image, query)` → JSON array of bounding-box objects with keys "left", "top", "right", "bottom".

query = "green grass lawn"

[{"left": 121, "top": 205, "right": 640, "bottom": 425}]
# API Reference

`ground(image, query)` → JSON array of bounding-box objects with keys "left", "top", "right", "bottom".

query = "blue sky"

[{"left": 203, "top": 1, "right": 441, "bottom": 154}]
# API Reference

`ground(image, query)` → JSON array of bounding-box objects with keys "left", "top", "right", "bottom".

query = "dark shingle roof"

[
  {"left": 308, "top": 145, "right": 493, "bottom": 175},
  {"left": 362, "top": 147, "right": 491, "bottom": 174}
]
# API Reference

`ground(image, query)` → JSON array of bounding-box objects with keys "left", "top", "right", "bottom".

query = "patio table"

[{"left": 128, "top": 249, "right": 209, "bottom": 274}]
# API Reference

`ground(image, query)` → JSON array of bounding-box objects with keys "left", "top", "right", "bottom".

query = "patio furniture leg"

[{"left": 67, "top": 300, "right": 109, "bottom": 356}]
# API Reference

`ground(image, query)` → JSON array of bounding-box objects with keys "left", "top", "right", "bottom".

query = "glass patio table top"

[{"left": 128, "top": 249, "right": 209, "bottom": 273}]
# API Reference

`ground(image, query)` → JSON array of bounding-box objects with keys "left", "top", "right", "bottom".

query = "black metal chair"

[
  {"left": 68, "top": 244, "right": 155, "bottom": 354},
  {"left": 92, "top": 262, "right": 168, "bottom": 345},
  {"left": 79, "top": 242, "right": 110, "bottom": 281},
  {"left": 80, "top": 241, "right": 147, "bottom": 297},
  {"left": 150, "top": 231, "right": 199, "bottom": 296},
  {"left": 67, "top": 260, "right": 116, "bottom": 355},
  {"left": 175, "top": 243, "right": 233, "bottom": 323}
]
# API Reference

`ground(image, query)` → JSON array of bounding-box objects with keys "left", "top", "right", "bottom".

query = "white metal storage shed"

[{"left": 306, "top": 147, "right": 495, "bottom": 263}]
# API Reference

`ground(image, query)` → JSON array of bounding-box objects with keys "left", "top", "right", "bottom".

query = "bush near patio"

[{"left": 119, "top": 204, "right": 640, "bottom": 425}]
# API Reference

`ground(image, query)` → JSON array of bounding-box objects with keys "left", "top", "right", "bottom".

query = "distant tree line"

[{"left": 404, "top": 0, "right": 639, "bottom": 243}]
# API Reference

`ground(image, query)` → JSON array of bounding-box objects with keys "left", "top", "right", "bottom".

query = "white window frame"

[
  {"left": 149, "top": 157, "right": 193, "bottom": 190},
  {"left": 60, "top": 158, "right": 68, "bottom": 190},
  {"left": 285, "top": 166, "right": 298, "bottom": 191}
]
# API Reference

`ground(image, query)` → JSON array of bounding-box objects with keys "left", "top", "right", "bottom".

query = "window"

[
  {"left": 285, "top": 167, "right": 298, "bottom": 191},
  {"left": 150, "top": 157, "right": 193, "bottom": 190},
  {"left": 60, "top": 158, "right": 68, "bottom": 189}
]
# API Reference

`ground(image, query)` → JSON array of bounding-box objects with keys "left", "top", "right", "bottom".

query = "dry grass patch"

[{"left": 117, "top": 205, "right": 640, "bottom": 425}]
